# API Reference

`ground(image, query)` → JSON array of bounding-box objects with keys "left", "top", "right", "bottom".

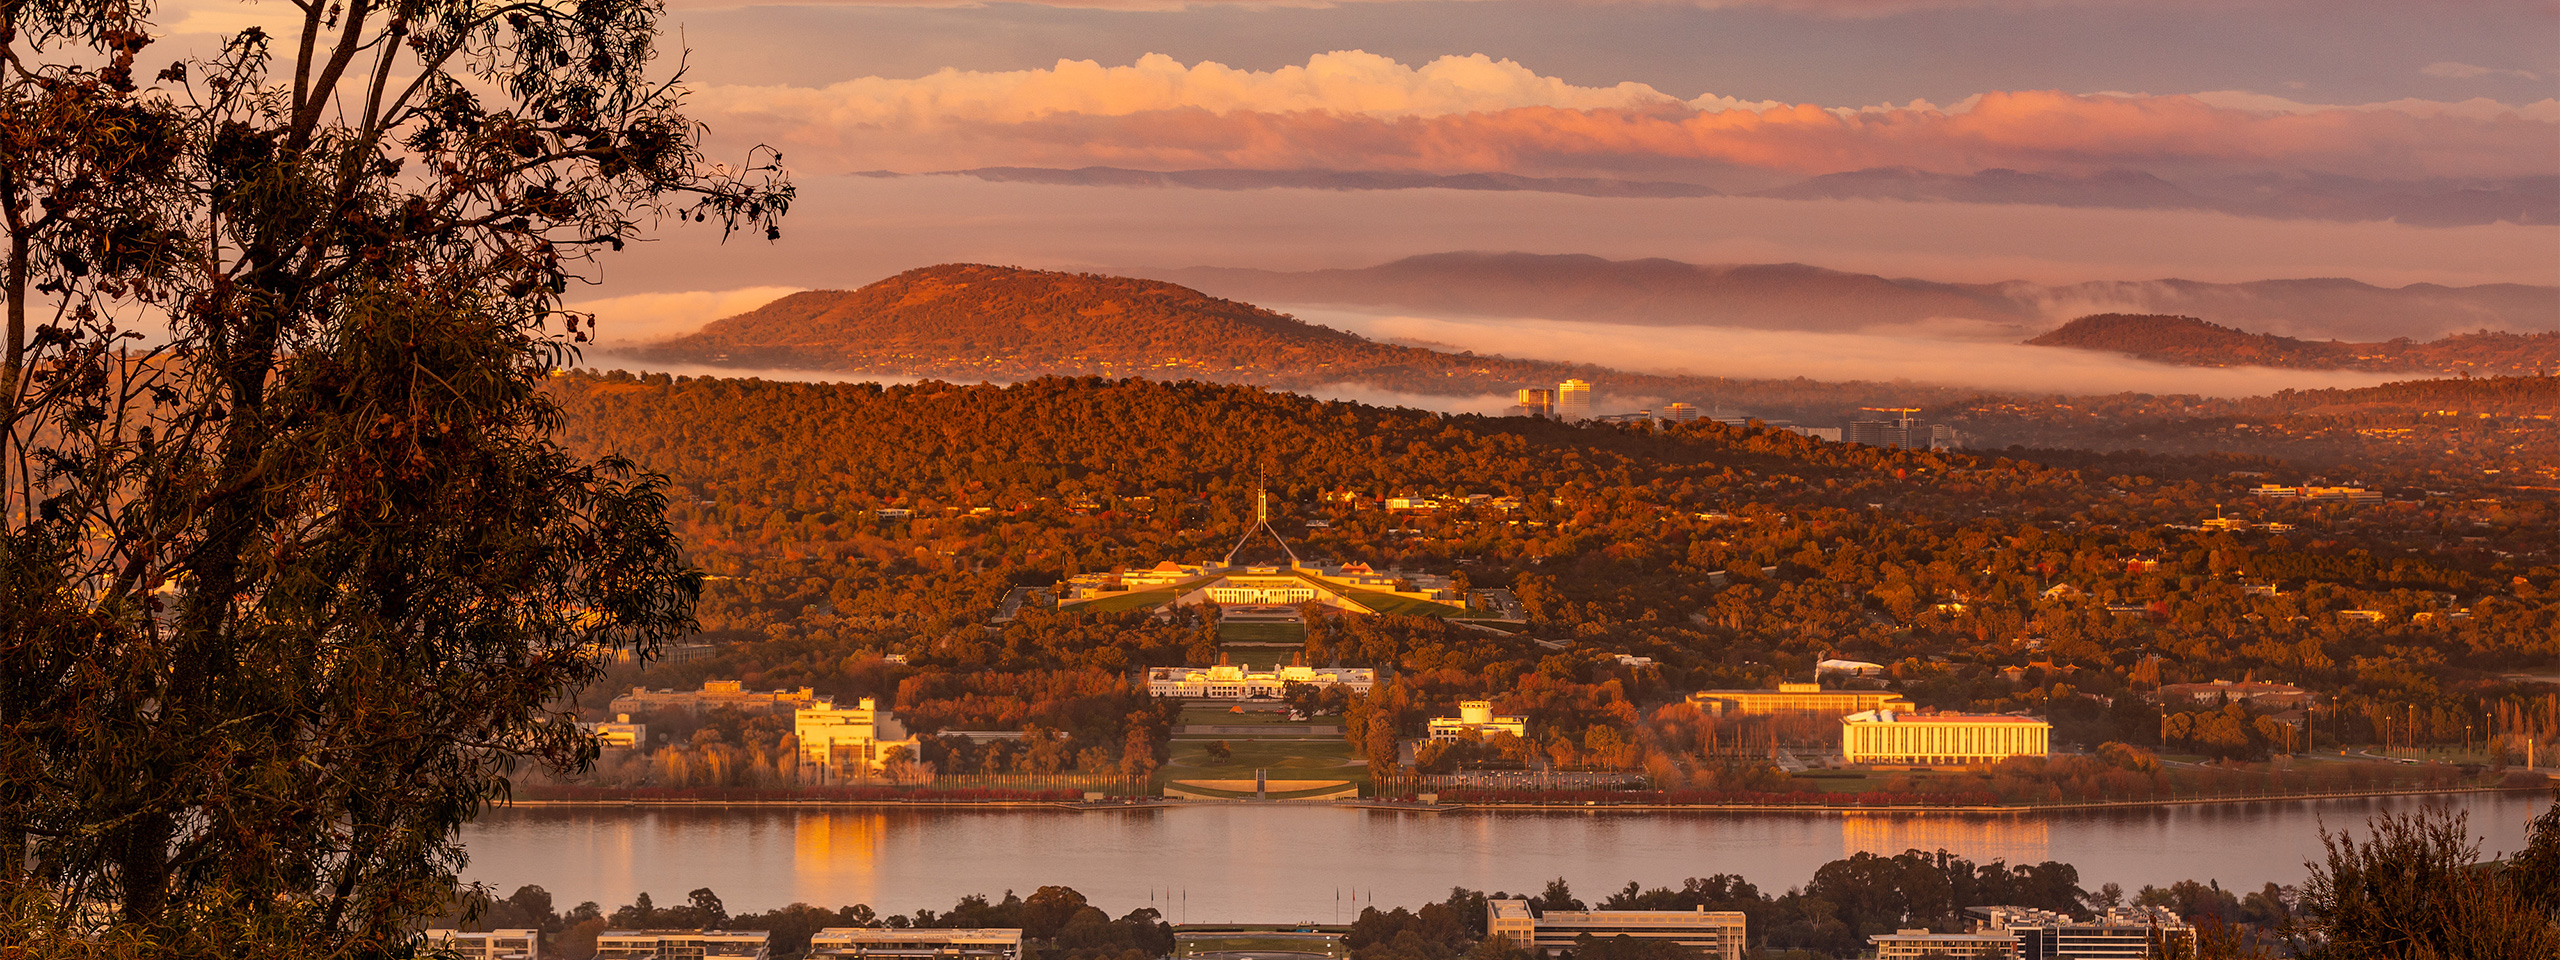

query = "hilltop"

[
  {"left": 631, "top": 263, "right": 1963, "bottom": 416},
  {"left": 2026, "top": 314, "right": 2557, "bottom": 376}
]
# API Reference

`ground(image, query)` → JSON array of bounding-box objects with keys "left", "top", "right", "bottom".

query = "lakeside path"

[{"left": 500, "top": 781, "right": 2549, "bottom": 814}]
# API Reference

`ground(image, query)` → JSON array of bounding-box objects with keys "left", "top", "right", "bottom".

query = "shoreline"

[{"left": 496, "top": 781, "right": 2547, "bottom": 815}]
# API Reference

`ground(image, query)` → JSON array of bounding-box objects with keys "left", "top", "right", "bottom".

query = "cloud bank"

[
  {"left": 695, "top": 51, "right": 2559, "bottom": 183},
  {"left": 567, "top": 286, "right": 808, "bottom": 346}
]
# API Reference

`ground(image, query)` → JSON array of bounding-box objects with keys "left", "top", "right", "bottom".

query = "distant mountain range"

[
  {"left": 2026, "top": 314, "right": 2557, "bottom": 375},
  {"left": 1144, "top": 252, "right": 2558, "bottom": 342},
  {"left": 921, "top": 167, "right": 2558, "bottom": 228}
]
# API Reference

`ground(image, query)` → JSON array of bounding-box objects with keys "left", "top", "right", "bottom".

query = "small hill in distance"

[
  {"left": 631, "top": 263, "right": 1962, "bottom": 417},
  {"left": 2026, "top": 314, "right": 2557, "bottom": 376},
  {"left": 643, "top": 263, "right": 1370, "bottom": 369}
]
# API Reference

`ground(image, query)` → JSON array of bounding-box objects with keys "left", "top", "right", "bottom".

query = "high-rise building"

[
  {"left": 1663, "top": 402, "right": 1699, "bottom": 423},
  {"left": 1557, "top": 380, "right": 1593, "bottom": 420},
  {"left": 1513, "top": 387, "right": 1557, "bottom": 418},
  {"left": 1845, "top": 411, "right": 1924, "bottom": 449}
]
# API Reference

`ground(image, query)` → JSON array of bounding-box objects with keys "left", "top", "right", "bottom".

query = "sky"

[{"left": 161, "top": 0, "right": 2560, "bottom": 388}]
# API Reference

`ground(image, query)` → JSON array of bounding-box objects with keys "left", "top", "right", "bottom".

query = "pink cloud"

[{"left": 696, "top": 55, "right": 2558, "bottom": 182}]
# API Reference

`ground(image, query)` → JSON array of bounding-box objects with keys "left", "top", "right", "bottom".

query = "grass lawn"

[
  {"left": 1218, "top": 621, "right": 1307, "bottom": 645},
  {"left": 1177, "top": 934, "right": 1347, "bottom": 958},
  {"left": 1162, "top": 736, "right": 1364, "bottom": 785},
  {"left": 1071, "top": 585, "right": 1190, "bottom": 614},
  {"left": 1178, "top": 703, "right": 1307, "bottom": 726}
]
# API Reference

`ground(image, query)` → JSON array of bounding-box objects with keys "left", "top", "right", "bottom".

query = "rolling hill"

[
  {"left": 2026, "top": 314, "right": 2557, "bottom": 375},
  {"left": 629, "top": 263, "right": 1971, "bottom": 417}
]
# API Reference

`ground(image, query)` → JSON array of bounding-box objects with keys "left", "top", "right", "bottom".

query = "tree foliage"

[
  {"left": 2290, "top": 796, "right": 2560, "bottom": 958},
  {"left": 0, "top": 0, "right": 785, "bottom": 953}
]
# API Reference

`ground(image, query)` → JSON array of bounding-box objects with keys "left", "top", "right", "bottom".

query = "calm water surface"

[{"left": 461, "top": 794, "right": 2549, "bottom": 923}]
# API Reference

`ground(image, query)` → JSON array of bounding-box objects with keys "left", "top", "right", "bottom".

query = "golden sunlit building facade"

[
  {"left": 1687, "top": 682, "right": 1914, "bottom": 717},
  {"left": 1840, "top": 710, "right": 2048, "bottom": 765},
  {"left": 796, "top": 697, "right": 922, "bottom": 782},
  {"left": 1429, "top": 701, "right": 1528, "bottom": 741}
]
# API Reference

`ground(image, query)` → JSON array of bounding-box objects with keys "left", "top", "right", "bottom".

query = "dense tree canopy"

[{"left": 0, "top": 0, "right": 785, "bottom": 954}]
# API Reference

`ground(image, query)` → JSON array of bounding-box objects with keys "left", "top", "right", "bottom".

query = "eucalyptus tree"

[{"left": 0, "top": 0, "right": 787, "bottom": 953}]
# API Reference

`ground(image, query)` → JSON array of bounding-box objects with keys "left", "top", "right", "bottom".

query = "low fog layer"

[
  {"left": 1289, "top": 307, "right": 2404, "bottom": 400},
  {"left": 572, "top": 284, "right": 2405, "bottom": 403}
]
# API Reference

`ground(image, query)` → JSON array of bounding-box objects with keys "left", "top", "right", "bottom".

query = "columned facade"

[{"left": 1841, "top": 711, "right": 2049, "bottom": 764}]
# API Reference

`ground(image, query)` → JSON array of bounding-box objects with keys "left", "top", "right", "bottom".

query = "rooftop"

[{"left": 1843, "top": 710, "right": 2047, "bottom": 725}]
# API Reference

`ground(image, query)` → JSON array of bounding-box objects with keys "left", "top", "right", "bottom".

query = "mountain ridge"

[{"left": 1142, "top": 252, "right": 2557, "bottom": 343}]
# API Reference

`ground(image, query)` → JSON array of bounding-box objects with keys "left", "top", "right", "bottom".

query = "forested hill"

[
  {"left": 627, "top": 263, "right": 1969, "bottom": 417},
  {"left": 542, "top": 371, "right": 2097, "bottom": 639},
  {"left": 542, "top": 372, "right": 2555, "bottom": 737},
  {"left": 647, "top": 263, "right": 1365, "bottom": 366},
  {"left": 2027, "top": 314, "right": 2557, "bottom": 376}
]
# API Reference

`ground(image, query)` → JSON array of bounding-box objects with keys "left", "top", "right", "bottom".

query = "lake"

[{"left": 461, "top": 792, "right": 2550, "bottom": 923}]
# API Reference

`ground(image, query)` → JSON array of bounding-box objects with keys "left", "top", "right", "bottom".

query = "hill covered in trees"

[
  {"left": 616, "top": 264, "right": 2558, "bottom": 471},
  {"left": 544, "top": 372, "right": 2559, "bottom": 792},
  {"left": 632, "top": 263, "right": 1958, "bottom": 416},
  {"left": 2027, "top": 314, "right": 2557, "bottom": 376}
]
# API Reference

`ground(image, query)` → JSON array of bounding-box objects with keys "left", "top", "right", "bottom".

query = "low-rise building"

[
  {"left": 422, "top": 930, "right": 539, "bottom": 960},
  {"left": 1485, "top": 899, "right": 1745, "bottom": 960},
  {"left": 586, "top": 642, "right": 715, "bottom": 667},
  {"left": 807, "top": 927, "right": 1026, "bottom": 960},
  {"left": 1144, "top": 663, "right": 1378, "bottom": 699},
  {"left": 1841, "top": 711, "right": 2049, "bottom": 765},
  {"left": 1870, "top": 928, "right": 2019, "bottom": 959},
  {"left": 797, "top": 697, "right": 922, "bottom": 783},
  {"left": 1429, "top": 701, "right": 1528, "bottom": 741},
  {"left": 1817, "top": 659, "right": 1888, "bottom": 678},
  {"left": 582, "top": 714, "right": 648, "bottom": 749},
  {"left": 1688, "top": 683, "right": 1913, "bottom": 718},
  {"left": 1967, "top": 906, "right": 2194, "bottom": 959},
  {"left": 593, "top": 930, "right": 771, "bottom": 960},
  {"left": 610, "top": 680, "right": 823, "bottom": 718},
  {"left": 2250, "top": 484, "right": 2383, "bottom": 504},
  {"left": 2154, "top": 680, "right": 2311, "bottom": 709}
]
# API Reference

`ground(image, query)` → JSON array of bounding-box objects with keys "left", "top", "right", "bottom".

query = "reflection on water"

[
  {"left": 1842, "top": 815, "right": 2053, "bottom": 863},
  {"left": 461, "top": 793, "right": 2549, "bottom": 923}
]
